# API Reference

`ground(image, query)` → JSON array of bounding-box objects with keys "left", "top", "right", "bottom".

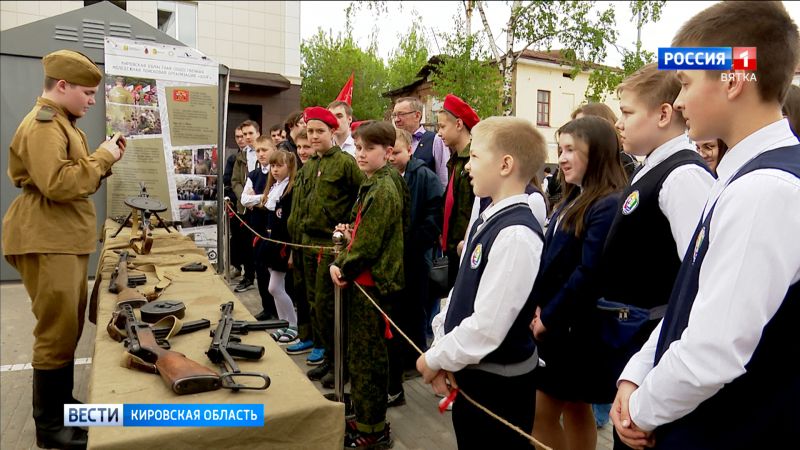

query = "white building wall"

[
  {"left": 0, "top": 1, "right": 301, "bottom": 85},
  {"left": 515, "top": 58, "right": 621, "bottom": 164}
]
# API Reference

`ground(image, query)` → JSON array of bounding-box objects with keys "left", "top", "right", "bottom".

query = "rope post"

[
  {"left": 222, "top": 199, "right": 232, "bottom": 283},
  {"left": 331, "top": 230, "right": 346, "bottom": 403}
]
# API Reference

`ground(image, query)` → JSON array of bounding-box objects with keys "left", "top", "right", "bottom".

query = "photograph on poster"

[
  {"left": 105, "top": 75, "right": 159, "bottom": 107},
  {"left": 194, "top": 147, "right": 218, "bottom": 175},
  {"left": 106, "top": 104, "right": 162, "bottom": 137},
  {"left": 173, "top": 149, "right": 194, "bottom": 174},
  {"left": 178, "top": 201, "right": 217, "bottom": 228}
]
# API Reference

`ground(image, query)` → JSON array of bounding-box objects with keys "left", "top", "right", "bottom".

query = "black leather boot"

[{"left": 33, "top": 366, "right": 88, "bottom": 449}]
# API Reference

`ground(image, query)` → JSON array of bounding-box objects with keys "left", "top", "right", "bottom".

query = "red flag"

[{"left": 335, "top": 72, "right": 354, "bottom": 105}]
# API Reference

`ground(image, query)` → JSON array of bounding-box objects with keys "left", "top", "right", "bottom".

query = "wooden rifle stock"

[{"left": 120, "top": 305, "right": 221, "bottom": 395}]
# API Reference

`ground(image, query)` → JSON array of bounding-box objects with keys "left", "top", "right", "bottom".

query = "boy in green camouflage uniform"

[
  {"left": 330, "top": 121, "right": 405, "bottom": 448},
  {"left": 291, "top": 107, "right": 363, "bottom": 376}
]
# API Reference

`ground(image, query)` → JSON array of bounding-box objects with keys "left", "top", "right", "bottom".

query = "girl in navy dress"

[
  {"left": 260, "top": 150, "right": 299, "bottom": 344},
  {"left": 530, "top": 116, "right": 627, "bottom": 450}
]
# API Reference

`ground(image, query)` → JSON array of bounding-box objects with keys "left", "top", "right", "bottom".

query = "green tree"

[
  {"left": 429, "top": 30, "right": 503, "bottom": 118},
  {"left": 386, "top": 20, "right": 430, "bottom": 91},
  {"left": 585, "top": 0, "right": 667, "bottom": 102},
  {"left": 300, "top": 30, "right": 390, "bottom": 120}
]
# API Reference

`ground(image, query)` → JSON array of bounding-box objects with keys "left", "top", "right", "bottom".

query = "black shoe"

[
  {"left": 234, "top": 279, "right": 254, "bottom": 292},
  {"left": 321, "top": 371, "right": 349, "bottom": 389},
  {"left": 307, "top": 361, "right": 331, "bottom": 381},
  {"left": 387, "top": 390, "right": 406, "bottom": 408},
  {"left": 33, "top": 366, "right": 88, "bottom": 449}
]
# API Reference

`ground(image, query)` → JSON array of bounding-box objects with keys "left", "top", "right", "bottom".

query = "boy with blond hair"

[
  {"left": 417, "top": 116, "right": 547, "bottom": 448},
  {"left": 612, "top": 2, "right": 800, "bottom": 449}
]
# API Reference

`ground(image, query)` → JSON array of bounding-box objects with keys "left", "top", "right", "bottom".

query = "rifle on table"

[
  {"left": 108, "top": 304, "right": 222, "bottom": 395},
  {"left": 108, "top": 251, "right": 147, "bottom": 308},
  {"left": 206, "top": 302, "right": 277, "bottom": 391}
]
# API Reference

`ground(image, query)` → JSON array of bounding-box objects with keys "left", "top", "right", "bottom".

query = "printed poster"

[{"left": 104, "top": 37, "right": 220, "bottom": 262}]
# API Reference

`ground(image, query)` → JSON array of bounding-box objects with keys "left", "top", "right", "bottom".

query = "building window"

[
  {"left": 537, "top": 90, "right": 551, "bottom": 126},
  {"left": 157, "top": 1, "right": 197, "bottom": 48}
]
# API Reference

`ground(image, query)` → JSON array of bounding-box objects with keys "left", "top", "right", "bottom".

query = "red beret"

[
  {"left": 304, "top": 106, "right": 338, "bottom": 130},
  {"left": 350, "top": 120, "right": 366, "bottom": 133},
  {"left": 443, "top": 94, "right": 480, "bottom": 130}
]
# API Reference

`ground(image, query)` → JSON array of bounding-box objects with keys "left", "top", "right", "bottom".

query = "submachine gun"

[
  {"left": 109, "top": 304, "right": 222, "bottom": 395},
  {"left": 206, "top": 302, "right": 287, "bottom": 391}
]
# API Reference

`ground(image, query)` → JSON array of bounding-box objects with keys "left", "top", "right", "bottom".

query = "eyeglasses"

[{"left": 391, "top": 111, "right": 417, "bottom": 119}]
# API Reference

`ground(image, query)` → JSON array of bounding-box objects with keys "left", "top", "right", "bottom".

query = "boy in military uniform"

[
  {"left": 330, "top": 121, "right": 405, "bottom": 448},
  {"left": 2, "top": 49, "right": 126, "bottom": 449},
  {"left": 291, "top": 107, "right": 363, "bottom": 378},
  {"left": 437, "top": 94, "right": 480, "bottom": 289}
]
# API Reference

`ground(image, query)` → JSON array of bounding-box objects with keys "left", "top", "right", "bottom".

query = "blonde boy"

[{"left": 418, "top": 117, "right": 547, "bottom": 448}]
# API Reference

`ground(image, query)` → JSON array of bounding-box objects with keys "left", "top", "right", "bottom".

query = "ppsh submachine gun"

[
  {"left": 108, "top": 304, "right": 222, "bottom": 395},
  {"left": 111, "top": 182, "right": 176, "bottom": 254},
  {"left": 206, "top": 302, "right": 287, "bottom": 391}
]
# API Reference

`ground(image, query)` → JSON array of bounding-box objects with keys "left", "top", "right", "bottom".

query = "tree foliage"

[
  {"left": 300, "top": 30, "right": 390, "bottom": 120},
  {"left": 429, "top": 30, "right": 503, "bottom": 118},
  {"left": 386, "top": 20, "right": 430, "bottom": 91},
  {"left": 585, "top": 0, "right": 666, "bottom": 102}
]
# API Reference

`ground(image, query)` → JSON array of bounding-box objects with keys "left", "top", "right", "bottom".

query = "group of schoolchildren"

[{"left": 227, "top": 3, "right": 799, "bottom": 449}]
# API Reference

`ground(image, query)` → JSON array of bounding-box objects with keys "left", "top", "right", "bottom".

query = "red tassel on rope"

[
  {"left": 383, "top": 313, "right": 393, "bottom": 339},
  {"left": 252, "top": 236, "right": 260, "bottom": 247},
  {"left": 280, "top": 244, "right": 287, "bottom": 259},
  {"left": 438, "top": 388, "right": 459, "bottom": 414},
  {"left": 317, "top": 247, "right": 323, "bottom": 264}
]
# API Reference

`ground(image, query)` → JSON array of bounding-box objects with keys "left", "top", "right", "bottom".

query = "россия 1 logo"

[{"left": 658, "top": 47, "right": 757, "bottom": 81}]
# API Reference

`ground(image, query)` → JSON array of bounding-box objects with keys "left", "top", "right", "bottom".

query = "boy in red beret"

[
  {"left": 437, "top": 94, "right": 479, "bottom": 292},
  {"left": 286, "top": 107, "right": 364, "bottom": 382}
]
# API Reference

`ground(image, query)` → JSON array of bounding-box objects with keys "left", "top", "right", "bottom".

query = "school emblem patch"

[
  {"left": 622, "top": 190, "right": 640, "bottom": 215},
  {"left": 470, "top": 244, "right": 483, "bottom": 269},
  {"left": 692, "top": 226, "right": 706, "bottom": 264}
]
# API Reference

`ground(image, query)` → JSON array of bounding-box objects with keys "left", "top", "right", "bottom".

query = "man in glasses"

[{"left": 392, "top": 97, "right": 449, "bottom": 188}]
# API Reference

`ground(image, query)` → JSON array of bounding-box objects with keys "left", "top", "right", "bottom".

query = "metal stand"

[{"left": 331, "top": 231, "right": 346, "bottom": 403}]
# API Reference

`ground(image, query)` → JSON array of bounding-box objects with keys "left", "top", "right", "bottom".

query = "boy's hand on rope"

[
  {"left": 334, "top": 223, "right": 352, "bottom": 243},
  {"left": 329, "top": 264, "right": 348, "bottom": 288}
]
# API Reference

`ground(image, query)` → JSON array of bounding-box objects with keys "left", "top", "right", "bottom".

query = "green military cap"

[{"left": 42, "top": 49, "right": 103, "bottom": 87}]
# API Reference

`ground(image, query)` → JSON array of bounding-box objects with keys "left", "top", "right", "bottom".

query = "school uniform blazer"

[{"left": 533, "top": 192, "right": 621, "bottom": 336}]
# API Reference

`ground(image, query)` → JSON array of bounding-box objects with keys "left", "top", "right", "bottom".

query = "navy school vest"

[
  {"left": 413, "top": 130, "right": 437, "bottom": 173},
  {"left": 246, "top": 167, "right": 269, "bottom": 229},
  {"left": 602, "top": 150, "right": 712, "bottom": 310},
  {"left": 444, "top": 203, "right": 544, "bottom": 365},
  {"left": 652, "top": 145, "right": 800, "bottom": 450}
]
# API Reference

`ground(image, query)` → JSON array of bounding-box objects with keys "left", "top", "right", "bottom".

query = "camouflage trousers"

[
  {"left": 348, "top": 285, "right": 390, "bottom": 432},
  {"left": 301, "top": 243, "right": 336, "bottom": 357}
]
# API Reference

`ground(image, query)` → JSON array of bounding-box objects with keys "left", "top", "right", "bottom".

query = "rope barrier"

[
  {"left": 224, "top": 202, "right": 336, "bottom": 252},
  {"left": 223, "top": 201, "right": 551, "bottom": 449}
]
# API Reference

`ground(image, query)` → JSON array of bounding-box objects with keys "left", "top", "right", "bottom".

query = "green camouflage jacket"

[
  {"left": 289, "top": 146, "right": 363, "bottom": 244},
  {"left": 335, "top": 164, "right": 405, "bottom": 297}
]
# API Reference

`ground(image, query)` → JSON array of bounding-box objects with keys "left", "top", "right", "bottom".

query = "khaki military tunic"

[{"left": 2, "top": 97, "right": 116, "bottom": 256}]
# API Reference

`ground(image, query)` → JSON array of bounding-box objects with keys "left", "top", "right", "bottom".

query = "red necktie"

[{"left": 441, "top": 167, "right": 456, "bottom": 250}]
